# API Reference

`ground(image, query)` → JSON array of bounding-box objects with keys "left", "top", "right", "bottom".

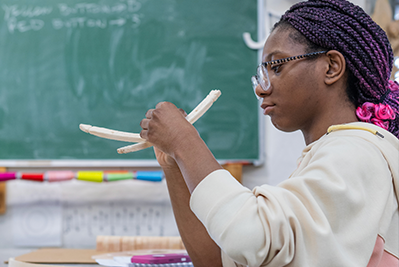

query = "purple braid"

[{"left": 277, "top": 0, "right": 399, "bottom": 138}]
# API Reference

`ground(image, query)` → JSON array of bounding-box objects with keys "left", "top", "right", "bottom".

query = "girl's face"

[{"left": 255, "top": 27, "right": 328, "bottom": 134}]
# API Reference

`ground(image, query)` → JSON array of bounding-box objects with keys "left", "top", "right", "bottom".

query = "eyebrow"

[{"left": 264, "top": 50, "right": 287, "bottom": 61}]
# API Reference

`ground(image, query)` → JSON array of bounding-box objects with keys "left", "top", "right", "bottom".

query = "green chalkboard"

[{"left": 0, "top": 0, "right": 259, "bottom": 165}]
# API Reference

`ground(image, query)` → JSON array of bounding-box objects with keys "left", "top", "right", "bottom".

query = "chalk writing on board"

[
  {"left": 57, "top": 1, "right": 142, "bottom": 16},
  {"left": 2, "top": 5, "right": 53, "bottom": 20},
  {"left": 2, "top": 0, "right": 143, "bottom": 33}
]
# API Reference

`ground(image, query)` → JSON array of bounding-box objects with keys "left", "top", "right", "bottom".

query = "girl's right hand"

[{"left": 141, "top": 103, "right": 190, "bottom": 170}]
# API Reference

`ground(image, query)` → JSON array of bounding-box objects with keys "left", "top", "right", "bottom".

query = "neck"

[{"left": 301, "top": 102, "right": 358, "bottom": 145}]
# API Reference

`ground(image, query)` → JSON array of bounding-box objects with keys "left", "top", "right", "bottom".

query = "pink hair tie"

[
  {"left": 371, "top": 118, "right": 390, "bottom": 130},
  {"left": 356, "top": 102, "right": 396, "bottom": 130},
  {"left": 356, "top": 102, "right": 375, "bottom": 122},
  {"left": 374, "top": 103, "right": 396, "bottom": 120}
]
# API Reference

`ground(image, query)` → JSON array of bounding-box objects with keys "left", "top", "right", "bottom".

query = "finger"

[
  {"left": 140, "top": 118, "right": 150, "bottom": 130},
  {"left": 140, "top": 128, "right": 148, "bottom": 140},
  {"left": 155, "top": 101, "right": 180, "bottom": 112},
  {"left": 145, "top": 109, "right": 155, "bottom": 119},
  {"left": 155, "top": 101, "right": 168, "bottom": 109},
  {"left": 178, "top": 108, "right": 187, "bottom": 117}
]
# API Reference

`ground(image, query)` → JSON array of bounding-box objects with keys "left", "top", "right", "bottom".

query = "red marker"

[{"left": 21, "top": 173, "right": 44, "bottom": 182}]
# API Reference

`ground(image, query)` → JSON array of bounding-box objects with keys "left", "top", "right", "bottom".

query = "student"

[{"left": 139, "top": 0, "right": 399, "bottom": 266}]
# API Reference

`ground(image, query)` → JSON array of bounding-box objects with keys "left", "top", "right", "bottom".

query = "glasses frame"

[{"left": 252, "top": 50, "right": 328, "bottom": 99}]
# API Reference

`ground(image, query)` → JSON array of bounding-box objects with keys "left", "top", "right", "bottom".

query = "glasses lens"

[
  {"left": 251, "top": 76, "right": 261, "bottom": 100},
  {"left": 257, "top": 64, "right": 270, "bottom": 92}
]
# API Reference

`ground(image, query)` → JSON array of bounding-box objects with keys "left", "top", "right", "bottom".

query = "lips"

[{"left": 261, "top": 103, "right": 275, "bottom": 115}]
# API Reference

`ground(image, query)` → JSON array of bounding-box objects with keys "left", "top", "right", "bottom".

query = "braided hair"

[{"left": 275, "top": 0, "right": 399, "bottom": 138}]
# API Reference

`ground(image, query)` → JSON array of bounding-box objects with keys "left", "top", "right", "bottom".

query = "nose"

[
  {"left": 254, "top": 84, "right": 262, "bottom": 99},
  {"left": 255, "top": 83, "right": 270, "bottom": 99}
]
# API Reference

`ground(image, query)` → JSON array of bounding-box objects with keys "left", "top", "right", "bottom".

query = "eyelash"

[{"left": 270, "top": 64, "right": 283, "bottom": 73}]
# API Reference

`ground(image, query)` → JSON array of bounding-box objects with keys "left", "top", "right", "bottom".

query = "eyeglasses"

[{"left": 251, "top": 51, "right": 328, "bottom": 99}]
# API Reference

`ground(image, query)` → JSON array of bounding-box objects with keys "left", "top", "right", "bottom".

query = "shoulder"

[
  {"left": 288, "top": 124, "right": 393, "bottom": 190},
  {"left": 308, "top": 122, "right": 396, "bottom": 161},
  {"left": 304, "top": 131, "right": 382, "bottom": 169}
]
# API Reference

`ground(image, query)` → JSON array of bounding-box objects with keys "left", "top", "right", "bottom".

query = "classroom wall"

[{"left": 0, "top": 176, "right": 180, "bottom": 249}]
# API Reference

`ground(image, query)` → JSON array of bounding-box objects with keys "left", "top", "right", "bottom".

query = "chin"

[{"left": 271, "top": 118, "right": 299, "bottom": 133}]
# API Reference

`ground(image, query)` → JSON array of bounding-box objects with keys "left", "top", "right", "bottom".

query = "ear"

[{"left": 324, "top": 50, "right": 346, "bottom": 85}]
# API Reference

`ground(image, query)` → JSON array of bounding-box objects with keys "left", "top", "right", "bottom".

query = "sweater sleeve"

[{"left": 189, "top": 136, "right": 394, "bottom": 267}]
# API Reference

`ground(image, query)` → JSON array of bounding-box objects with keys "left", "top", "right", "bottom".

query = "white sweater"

[{"left": 190, "top": 122, "right": 399, "bottom": 267}]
